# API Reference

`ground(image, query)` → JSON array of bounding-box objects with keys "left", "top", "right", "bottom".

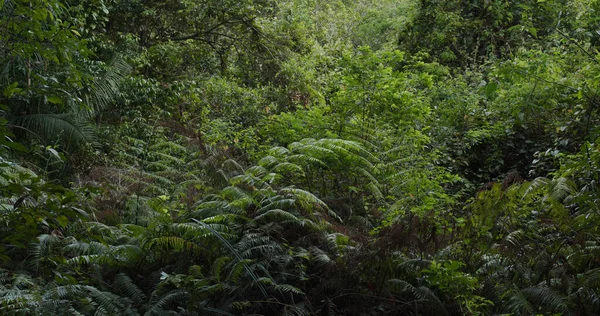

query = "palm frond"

[
  {"left": 12, "top": 113, "right": 97, "bottom": 146},
  {"left": 82, "top": 55, "right": 132, "bottom": 116}
]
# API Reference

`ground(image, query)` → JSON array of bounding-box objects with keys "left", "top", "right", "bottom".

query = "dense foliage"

[{"left": 2, "top": 0, "right": 600, "bottom": 314}]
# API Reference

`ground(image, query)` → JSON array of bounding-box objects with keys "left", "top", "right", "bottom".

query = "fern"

[
  {"left": 521, "top": 287, "right": 570, "bottom": 315},
  {"left": 504, "top": 285, "right": 536, "bottom": 314},
  {"left": 280, "top": 187, "right": 342, "bottom": 222},
  {"left": 149, "top": 236, "right": 202, "bottom": 254},
  {"left": 227, "top": 259, "right": 255, "bottom": 283},
  {"left": 274, "top": 283, "right": 305, "bottom": 295},
  {"left": 12, "top": 113, "right": 97, "bottom": 147},
  {"left": 145, "top": 289, "right": 189, "bottom": 316},
  {"left": 255, "top": 197, "right": 297, "bottom": 214},
  {"left": 308, "top": 246, "right": 332, "bottom": 267},
  {"left": 286, "top": 154, "right": 328, "bottom": 168},
  {"left": 211, "top": 257, "right": 233, "bottom": 282},
  {"left": 272, "top": 162, "right": 305, "bottom": 177},
  {"left": 191, "top": 219, "right": 269, "bottom": 298},
  {"left": 253, "top": 209, "right": 299, "bottom": 222}
]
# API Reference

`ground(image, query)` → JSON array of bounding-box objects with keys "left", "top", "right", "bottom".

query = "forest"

[{"left": 2, "top": 0, "right": 600, "bottom": 314}]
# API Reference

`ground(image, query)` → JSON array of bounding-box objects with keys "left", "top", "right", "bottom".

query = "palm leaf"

[{"left": 12, "top": 113, "right": 97, "bottom": 146}]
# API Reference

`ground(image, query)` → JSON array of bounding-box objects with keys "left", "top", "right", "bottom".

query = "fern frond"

[
  {"left": 221, "top": 186, "right": 254, "bottom": 207},
  {"left": 88, "top": 286, "right": 130, "bottom": 315},
  {"left": 256, "top": 198, "right": 296, "bottom": 214},
  {"left": 150, "top": 152, "right": 185, "bottom": 165},
  {"left": 269, "top": 146, "right": 290, "bottom": 156},
  {"left": 12, "top": 113, "right": 97, "bottom": 146},
  {"left": 239, "top": 242, "right": 284, "bottom": 259},
  {"left": 222, "top": 159, "right": 245, "bottom": 175},
  {"left": 546, "top": 177, "right": 576, "bottom": 202},
  {"left": 227, "top": 259, "right": 255, "bottom": 283},
  {"left": 521, "top": 286, "right": 569, "bottom": 315},
  {"left": 386, "top": 278, "right": 415, "bottom": 293},
  {"left": 308, "top": 246, "right": 332, "bottom": 267},
  {"left": 145, "top": 289, "right": 189, "bottom": 316},
  {"left": 286, "top": 154, "right": 328, "bottom": 168},
  {"left": 274, "top": 283, "right": 305, "bottom": 295},
  {"left": 148, "top": 141, "right": 187, "bottom": 154},
  {"left": 229, "top": 174, "right": 262, "bottom": 187},
  {"left": 253, "top": 209, "right": 299, "bottom": 222},
  {"left": 258, "top": 155, "right": 279, "bottom": 168},
  {"left": 191, "top": 219, "right": 268, "bottom": 298},
  {"left": 149, "top": 236, "right": 201, "bottom": 253},
  {"left": 211, "top": 256, "right": 232, "bottom": 282},
  {"left": 113, "top": 273, "right": 145, "bottom": 304},
  {"left": 272, "top": 162, "right": 305, "bottom": 176},
  {"left": 245, "top": 165, "right": 268, "bottom": 178},
  {"left": 395, "top": 259, "right": 432, "bottom": 275},
  {"left": 195, "top": 200, "right": 231, "bottom": 211},
  {"left": 201, "top": 214, "right": 244, "bottom": 225},
  {"left": 280, "top": 188, "right": 342, "bottom": 222}
]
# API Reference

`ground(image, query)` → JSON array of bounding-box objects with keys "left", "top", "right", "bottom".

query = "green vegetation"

[{"left": 2, "top": 0, "right": 600, "bottom": 314}]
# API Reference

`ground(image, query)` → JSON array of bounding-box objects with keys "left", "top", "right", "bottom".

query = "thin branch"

[{"left": 555, "top": 29, "right": 599, "bottom": 65}]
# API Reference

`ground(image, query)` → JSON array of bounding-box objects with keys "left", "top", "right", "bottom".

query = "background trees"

[{"left": 2, "top": 0, "right": 600, "bottom": 314}]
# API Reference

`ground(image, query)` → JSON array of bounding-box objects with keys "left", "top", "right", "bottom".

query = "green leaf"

[
  {"left": 484, "top": 82, "right": 498, "bottom": 98},
  {"left": 3, "top": 82, "right": 22, "bottom": 97},
  {"left": 47, "top": 147, "right": 62, "bottom": 161},
  {"left": 56, "top": 215, "right": 69, "bottom": 228},
  {"left": 47, "top": 96, "right": 63, "bottom": 104},
  {"left": 528, "top": 27, "right": 538, "bottom": 37},
  {"left": 2, "top": 140, "right": 27, "bottom": 152}
]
